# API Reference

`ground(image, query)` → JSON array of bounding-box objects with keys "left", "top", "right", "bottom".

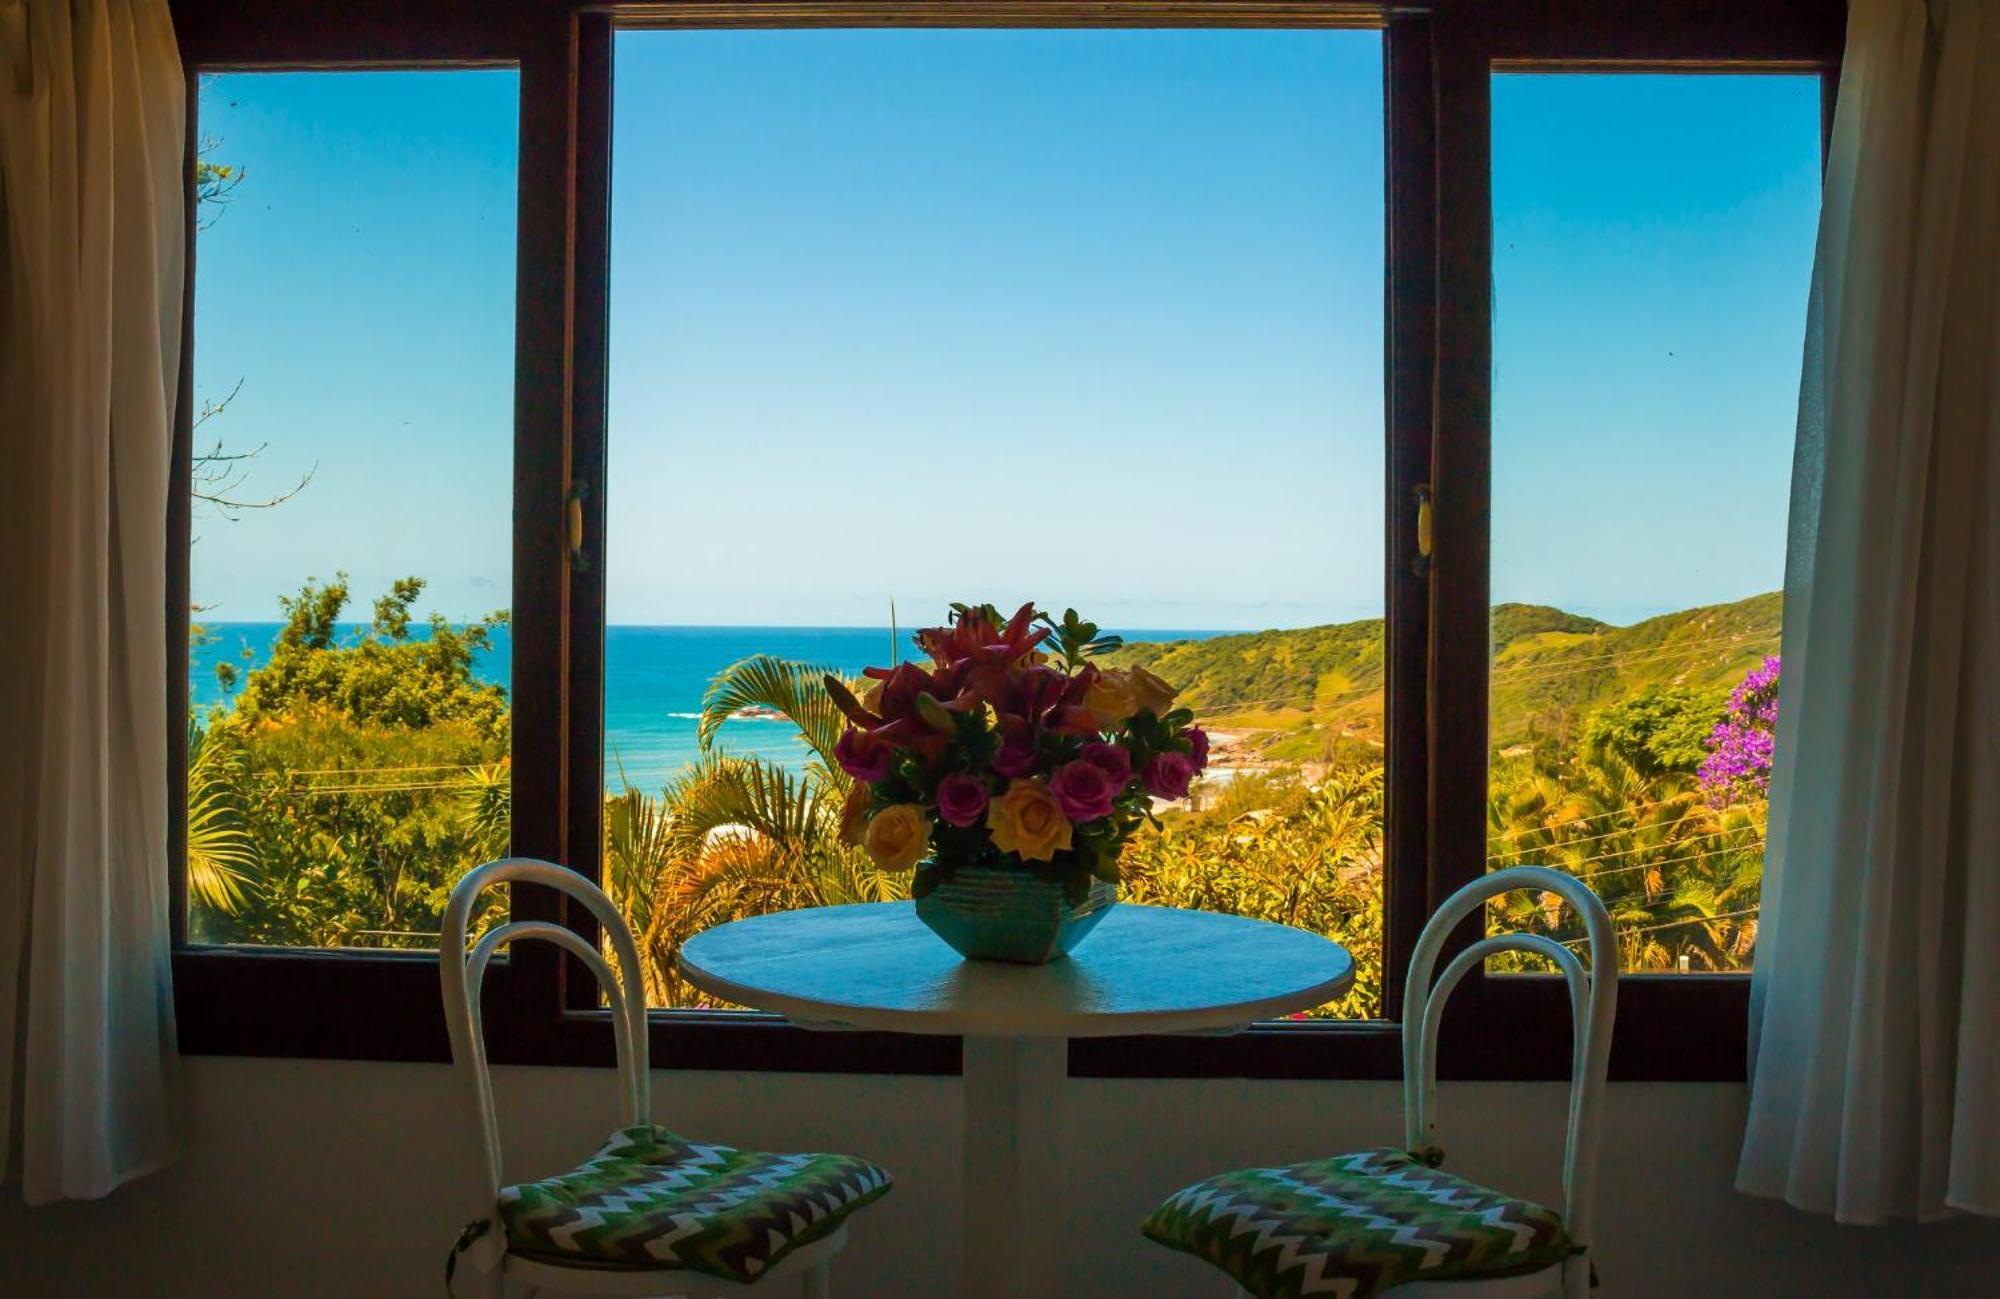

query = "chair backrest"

[
  {"left": 1402, "top": 866, "right": 1618, "bottom": 1256},
  {"left": 439, "top": 857, "right": 651, "bottom": 1202}
]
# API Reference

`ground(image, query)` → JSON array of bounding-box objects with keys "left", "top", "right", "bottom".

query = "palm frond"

[
  {"left": 659, "top": 753, "right": 835, "bottom": 860},
  {"left": 187, "top": 726, "right": 256, "bottom": 915},
  {"left": 697, "top": 655, "right": 856, "bottom": 768},
  {"left": 457, "top": 761, "right": 511, "bottom": 862},
  {"left": 604, "top": 783, "right": 676, "bottom": 943}
]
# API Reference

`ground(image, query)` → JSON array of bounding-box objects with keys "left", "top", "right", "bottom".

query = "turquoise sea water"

[{"left": 190, "top": 623, "right": 1222, "bottom": 792}]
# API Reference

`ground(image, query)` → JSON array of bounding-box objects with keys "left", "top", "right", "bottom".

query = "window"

[
  {"left": 604, "top": 29, "right": 1389, "bottom": 1018},
  {"left": 168, "top": 2, "right": 1845, "bottom": 1079},
  {"left": 184, "top": 70, "right": 519, "bottom": 951},
  {"left": 1484, "top": 73, "right": 1822, "bottom": 973}
]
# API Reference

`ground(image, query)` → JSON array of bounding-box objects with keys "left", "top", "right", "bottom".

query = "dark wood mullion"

[
  {"left": 171, "top": 0, "right": 551, "bottom": 65},
  {"left": 1423, "top": 7, "right": 1494, "bottom": 963},
  {"left": 504, "top": 8, "right": 585, "bottom": 1041},
  {"left": 613, "top": 1, "right": 1380, "bottom": 29},
  {"left": 1437, "top": 975, "right": 1751, "bottom": 1082},
  {"left": 176, "top": 950, "right": 451, "bottom": 1058},
  {"left": 1379, "top": 10, "right": 1437, "bottom": 1024},
  {"left": 563, "top": 11, "right": 616, "bottom": 1014},
  {"left": 1458, "top": 0, "right": 1845, "bottom": 67}
]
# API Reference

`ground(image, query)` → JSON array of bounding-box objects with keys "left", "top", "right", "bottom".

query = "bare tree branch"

[{"left": 188, "top": 81, "right": 314, "bottom": 524}]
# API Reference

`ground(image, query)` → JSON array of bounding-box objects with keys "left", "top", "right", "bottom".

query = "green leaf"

[
  {"left": 185, "top": 724, "right": 256, "bottom": 915},
  {"left": 916, "top": 691, "right": 956, "bottom": 733},
  {"left": 697, "top": 655, "right": 855, "bottom": 768}
]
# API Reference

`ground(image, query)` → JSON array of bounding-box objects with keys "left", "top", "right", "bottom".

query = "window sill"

[{"left": 175, "top": 948, "right": 1745, "bottom": 1081}]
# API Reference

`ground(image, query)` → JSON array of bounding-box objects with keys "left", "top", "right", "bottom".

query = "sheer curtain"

[
  {"left": 0, "top": 0, "right": 184, "bottom": 1202},
  {"left": 1739, "top": 0, "right": 2000, "bottom": 1224}
]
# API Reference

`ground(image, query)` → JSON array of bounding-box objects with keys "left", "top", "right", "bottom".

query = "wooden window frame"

[{"left": 167, "top": 0, "right": 1843, "bottom": 1082}]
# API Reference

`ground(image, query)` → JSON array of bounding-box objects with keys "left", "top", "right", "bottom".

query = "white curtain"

[
  {"left": 1739, "top": 0, "right": 2000, "bottom": 1224},
  {"left": 0, "top": 0, "right": 184, "bottom": 1202}
]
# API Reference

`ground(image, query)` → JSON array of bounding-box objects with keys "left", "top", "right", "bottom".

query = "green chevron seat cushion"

[
  {"left": 497, "top": 1125, "right": 891, "bottom": 1283},
  {"left": 1141, "top": 1147, "right": 1570, "bottom": 1299}
]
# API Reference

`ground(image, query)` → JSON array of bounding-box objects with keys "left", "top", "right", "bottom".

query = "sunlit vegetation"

[
  {"left": 186, "top": 582, "right": 1775, "bottom": 1006},
  {"left": 188, "top": 576, "right": 509, "bottom": 947},
  {"left": 605, "top": 656, "right": 903, "bottom": 1007}
]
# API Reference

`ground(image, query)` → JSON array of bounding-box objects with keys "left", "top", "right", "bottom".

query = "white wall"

[{"left": 4, "top": 1057, "right": 1997, "bottom": 1296}]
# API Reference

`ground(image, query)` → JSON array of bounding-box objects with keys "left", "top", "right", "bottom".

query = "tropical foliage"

[
  {"left": 1485, "top": 658, "right": 1774, "bottom": 973},
  {"left": 187, "top": 575, "right": 510, "bottom": 947},
  {"left": 185, "top": 721, "right": 255, "bottom": 914},
  {"left": 1123, "top": 766, "right": 1384, "bottom": 1019},
  {"left": 605, "top": 656, "right": 906, "bottom": 1006},
  {"left": 185, "top": 580, "right": 1775, "bottom": 1007}
]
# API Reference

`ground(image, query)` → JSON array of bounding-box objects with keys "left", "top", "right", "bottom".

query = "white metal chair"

[
  {"left": 440, "top": 858, "right": 889, "bottom": 1298},
  {"left": 1143, "top": 865, "right": 1618, "bottom": 1299}
]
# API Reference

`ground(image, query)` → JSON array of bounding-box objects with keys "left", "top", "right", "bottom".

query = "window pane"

[
  {"left": 607, "top": 31, "right": 1386, "bottom": 1014},
  {"left": 186, "top": 71, "right": 518, "bottom": 949},
  {"left": 1486, "top": 73, "right": 1821, "bottom": 971}
]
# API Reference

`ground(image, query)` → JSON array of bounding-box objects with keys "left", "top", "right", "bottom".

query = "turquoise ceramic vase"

[{"left": 914, "top": 861, "right": 1116, "bottom": 964}]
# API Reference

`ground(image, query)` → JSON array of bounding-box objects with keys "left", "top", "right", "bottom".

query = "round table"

[{"left": 678, "top": 901, "right": 1354, "bottom": 1299}]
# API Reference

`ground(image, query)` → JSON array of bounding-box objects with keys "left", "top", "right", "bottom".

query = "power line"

[
  {"left": 1484, "top": 839, "right": 1765, "bottom": 891},
  {"left": 1572, "top": 840, "right": 1764, "bottom": 880},
  {"left": 1488, "top": 805, "right": 1714, "bottom": 851},
  {"left": 1486, "top": 798, "right": 1686, "bottom": 838},
  {"left": 1497, "top": 825, "right": 1766, "bottom": 872},
  {"left": 275, "top": 780, "right": 487, "bottom": 796},
  {"left": 1575, "top": 847, "right": 1763, "bottom": 883},
  {"left": 280, "top": 762, "right": 492, "bottom": 776},
  {"left": 1561, "top": 905, "right": 1762, "bottom": 946},
  {"left": 1487, "top": 794, "right": 1770, "bottom": 839}
]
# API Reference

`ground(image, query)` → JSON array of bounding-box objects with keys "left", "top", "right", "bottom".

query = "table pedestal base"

[{"left": 961, "top": 1035, "right": 1066, "bottom": 1299}]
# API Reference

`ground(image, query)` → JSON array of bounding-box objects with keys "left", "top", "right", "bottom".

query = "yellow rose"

[
  {"left": 1128, "top": 665, "right": 1178, "bottom": 717},
  {"left": 986, "top": 779, "right": 1074, "bottom": 863},
  {"left": 1082, "top": 669, "right": 1139, "bottom": 729},
  {"left": 838, "top": 783, "right": 875, "bottom": 848},
  {"left": 862, "top": 803, "right": 930, "bottom": 871}
]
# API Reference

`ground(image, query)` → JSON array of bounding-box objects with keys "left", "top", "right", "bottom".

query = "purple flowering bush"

[{"left": 1698, "top": 655, "right": 1780, "bottom": 805}]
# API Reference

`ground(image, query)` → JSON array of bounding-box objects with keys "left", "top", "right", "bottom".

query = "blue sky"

[{"left": 190, "top": 32, "right": 1820, "bottom": 630}]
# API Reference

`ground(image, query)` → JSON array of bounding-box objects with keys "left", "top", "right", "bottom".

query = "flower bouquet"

[{"left": 827, "top": 602, "right": 1209, "bottom": 963}]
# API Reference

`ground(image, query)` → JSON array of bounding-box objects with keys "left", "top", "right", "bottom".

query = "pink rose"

[
  {"left": 1185, "top": 728, "right": 1211, "bottom": 770},
  {"left": 835, "top": 727, "right": 893, "bottom": 783},
  {"left": 993, "top": 740, "right": 1037, "bottom": 779},
  {"left": 1143, "top": 751, "right": 1196, "bottom": 801},
  {"left": 1049, "top": 759, "right": 1116, "bottom": 822},
  {"left": 1080, "top": 740, "right": 1133, "bottom": 787},
  {"left": 935, "top": 773, "right": 991, "bottom": 828}
]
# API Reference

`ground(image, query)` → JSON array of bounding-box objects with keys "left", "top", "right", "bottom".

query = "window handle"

[
  {"left": 567, "top": 480, "right": 590, "bottom": 572},
  {"left": 1414, "top": 483, "right": 1433, "bottom": 577}
]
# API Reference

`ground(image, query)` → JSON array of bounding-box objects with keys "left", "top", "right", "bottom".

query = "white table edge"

[{"left": 675, "top": 940, "right": 1356, "bottom": 1038}]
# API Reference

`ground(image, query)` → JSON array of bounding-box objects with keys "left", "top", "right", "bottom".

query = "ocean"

[{"left": 190, "top": 623, "right": 1223, "bottom": 792}]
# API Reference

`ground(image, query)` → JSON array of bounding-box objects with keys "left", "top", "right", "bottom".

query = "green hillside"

[{"left": 1109, "top": 591, "right": 1781, "bottom": 763}]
